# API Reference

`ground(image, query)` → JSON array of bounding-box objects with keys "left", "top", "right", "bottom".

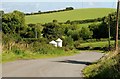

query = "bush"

[
  {"left": 11, "top": 46, "right": 25, "bottom": 55},
  {"left": 25, "top": 7, "right": 74, "bottom": 16},
  {"left": 71, "top": 30, "right": 80, "bottom": 41},
  {"left": 79, "top": 27, "right": 93, "bottom": 40},
  {"left": 42, "top": 22, "right": 62, "bottom": 40},
  {"left": 14, "top": 49, "right": 25, "bottom": 55},
  {"left": 74, "top": 39, "right": 85, "bottom": 48},
  {"left": 63, "top": 36, "right": 74, "bottom": 46},
  {"left": 86, "top": 39, "right": 98, "bottom": 42},
  {"left": 30, "top": 42, "right": 65, "bottom": 55},
  {"left": 23, "top": 38, "right": 48, "bottom": 44},
  {"left": 63, "top": 36, "right": 74, "bottom": 50},
  {"left": 66, "top": 7, "right": 74, "bottom": 10},
  {"left": 92, "top": 47, "right": 102, "bottom": 50},
  {"left": 76, "top": 46, "right": 90, "bottom": 50},
  {"left": 83, "top": 51, "right": 120, "bottom": 79}
]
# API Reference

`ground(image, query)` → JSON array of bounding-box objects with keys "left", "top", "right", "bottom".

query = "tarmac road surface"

[{"left": 2, "top": 52, "right": 104, "bottom": 77}]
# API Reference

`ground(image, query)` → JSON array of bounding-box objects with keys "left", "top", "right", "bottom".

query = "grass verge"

[
  {"left": 83, "top": 51, "right": 120, "bottom": 79},
  {"left": 2, "top": 49, "right": 79, "bottom": 63}
]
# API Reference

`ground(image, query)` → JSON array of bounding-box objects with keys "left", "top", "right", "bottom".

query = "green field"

[
  {"left": 80, "top": 40, "right": 120, "bottom": 47},
  {"left": 80, "top": 41, "right": 115, "bottom": 48},
  {"left": 76, "top": 22, "right": 101, "bottom": 29},
  {"left": 25, "top": 8, "right": 116, "bottom": 24}
]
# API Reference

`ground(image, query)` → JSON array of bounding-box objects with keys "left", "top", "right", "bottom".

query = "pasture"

[{"left": 25, "top": 8, "right": 115, "bottom": 24}]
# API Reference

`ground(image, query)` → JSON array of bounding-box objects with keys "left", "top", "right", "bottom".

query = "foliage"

[
  {"left": 83, "top": 51, "right": 120, "bottom": 79},
  {"left": 2, "top": 10, "right": 26, "bottom": 34},
  {"left": 89, "top": 22, "right": 108, "bottom": 39},
  {"left": 75, "top": 41, "right": 115, "bottom": 50},
  {"left": 79, "top": 27, "right": 93, "bottom": 40},
  {"left": 42, "top": 22, "right": 62, "bottom": 40},
  {"left": 23, "top": 38, "right": 48, "bottom": 44},
  {"left": 31, "top": 42, "right": 64, "bottom": 54},
  {"left": 108, "top": 12, "right": 120, "bottom": 39},
  {"left": 89, "top": 12, "right": 120, "bottom": 40},
  {"left": 65, "top": 7, "right": 74, "bottom": 10},
  {"left": 89, "top": 23, "right": 100, "bottom": 39},
  {"left": 63, "top": 36, "right": 74, "bottom": 46},
  {"left": 22, "top": 23, "right": 43, "bottom": 38},
  {"left": 63, "top": 36, "right": 74, "bottom": 50},
  {"left": 71, "top": 30, "right": 80, "bottom": 41},
  {"left": 70, "top": 18, "right": 103, "bottom": 24},
  {"left": 25, "top": 7, "right": 74, "bottom": 15},
  {"left": 0, "top": 11, "right": 2, "bottom": 31},
  {"left": 2, "top": 42, "right": 79, "bottom": 63},
  {"left": 2, "top": 8, "right": 120, "bottom": 64}
]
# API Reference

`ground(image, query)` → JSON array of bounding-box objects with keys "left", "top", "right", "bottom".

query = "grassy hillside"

[
  {"left": 83, "top": 51, "right": 120, "bottom": 79},
  {"left": 25, "top": 8, "right": 116, "bottom": 24}
]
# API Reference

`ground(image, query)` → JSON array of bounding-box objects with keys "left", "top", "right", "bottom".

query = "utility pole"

[
  {"left": 108, "top": 14, "right": 111, "bottom": 51},
  {"left": 115, "top": 0, "right": 120, "bottom": 52},
  {"left": 35, "top": 29, "right": 37, "bottom": 38}
]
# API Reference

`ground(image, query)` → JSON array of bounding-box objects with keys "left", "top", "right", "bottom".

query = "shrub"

[
  {"left": 79, "top": 27, "right": 93, "bottom": 40},
  {"left": 92, "top": 47, "right": 103, "bottom": 50},
  {"left": 11, "top": 46, "right": 25, "bottom": 55},
  {"left": 83, "top": 51, "right": 120, "bottom": 79},
  {"left": 63, "top": 36, "right": 74, "bottom": 46},
  {"left": 42, "top": 22, "right": 62, "bottom": 40},
  {"left": 63, "top": 36, "right": 74, "bottom": 50},
  {"left": 71, "top": 30, "right": 80, "bottom": 41},
  {"left": 65, "top": 7, "right": 74, "bottom": 10}
]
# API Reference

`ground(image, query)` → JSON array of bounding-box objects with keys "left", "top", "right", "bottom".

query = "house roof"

[
  {"left": 56, "top": 38, "right": 62, "bottom": 42},
  {"left": 49, "top": 40, "right": 57, "bottom": 44}
]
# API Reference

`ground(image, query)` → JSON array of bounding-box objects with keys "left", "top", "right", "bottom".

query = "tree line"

[
  {"left": 65, "top": 18, "right": 103, "bottom": 24},
  {"left": 25, "top": 7, "right": 74, "bottom": 15},
  {"left": 2, "top": 10, "right": 120, "bottom": 40},
  {"left": 2, "top": 10, "right": 120, "bottom": 51}
]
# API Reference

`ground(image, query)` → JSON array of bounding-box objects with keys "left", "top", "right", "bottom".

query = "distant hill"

[{"left": 25, "top": 8, "right": 116, "bottom": 24}]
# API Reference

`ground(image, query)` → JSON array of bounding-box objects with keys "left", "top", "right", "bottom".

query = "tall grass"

[
  {"left": 2, "top": 42, "right": 79, "bottom": 63},
  {"left": 83, "top": 50, "right": 120, "bottom": 79}
]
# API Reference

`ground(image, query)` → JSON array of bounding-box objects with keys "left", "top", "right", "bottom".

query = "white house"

[
  {"left": 49, "top": 40, "right": 57, "bottom": 47},
  {"left": 56, "top": 38, "right": 62, "bottom": 47}
]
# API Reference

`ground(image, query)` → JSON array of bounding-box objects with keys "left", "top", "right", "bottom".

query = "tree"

[
  {"left": 98, "top": 22, "right": 109, "bottom": 38},
  {"left": 38, "top": 10, "right": 41, "bottom": 13},
  {"left": 66, "top": 7, "right": 74, "bottom": 10},
  {"left": 89, "top": 23, "right": 100, "bottom": 39},
  {"left": 71, "top": 30, "right": 80, "bottom": 41},
  {"left": 27, "top": 23, "right": 43, "bottom": 38},
  {"left": 63, "top": 36, "right": 74, "bottom": 47},
  {"left": 53, "top": 20, "right": 58, "bottom": 23},
  {"left": 65, "top": 20, "right": 71, "bottom": 24},
  {"left": 2, "top": 10, "right": 26, "bottom": 34},
  {"left": 0, "top": 11, "right": 3, "bottom": 31},
  {"left": 42, "top": 22, "right": 61, "bottom": 40},
  {"left": 80, "top": 27, "right": 93, "bottom": 40}
]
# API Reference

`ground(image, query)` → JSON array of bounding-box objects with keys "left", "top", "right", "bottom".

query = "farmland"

[
  {"left": 2, "top": 1, "right": 120, "bottom": 78},
  {"left": 2, "top": 8, "right": 119, "bottom": 63},
  {"left": 25, "top": 8, "right": 115, "bottom": 24}
]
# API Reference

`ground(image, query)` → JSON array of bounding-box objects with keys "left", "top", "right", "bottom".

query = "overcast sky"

[
  {"left": 1, "top": 0, "right": 118, "bottom": 13},
  {"left": 1, "top": 0, "right": 118, "bottom": 2}
]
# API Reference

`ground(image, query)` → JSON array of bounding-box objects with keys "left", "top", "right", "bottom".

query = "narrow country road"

[{"left": 2, "top": 52, "right": 104, "bottom": 77}]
